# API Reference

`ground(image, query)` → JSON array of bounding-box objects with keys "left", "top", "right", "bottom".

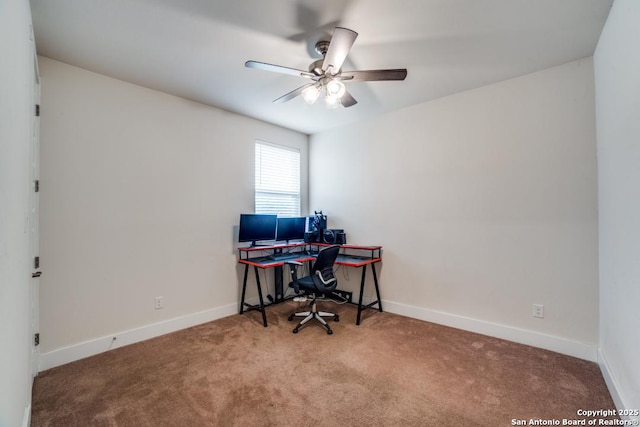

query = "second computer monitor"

[{"left": 275, "top": 216, "right": 306, "bottom": 243}]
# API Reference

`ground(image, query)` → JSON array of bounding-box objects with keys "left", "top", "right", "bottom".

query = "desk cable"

[{"left": 254, "top": 249, "right": 273, "bottom": 302}]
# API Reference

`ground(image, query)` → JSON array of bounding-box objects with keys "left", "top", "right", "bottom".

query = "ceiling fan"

[{"left": 245, "top": 27, "right": 408, "bottom": 108}]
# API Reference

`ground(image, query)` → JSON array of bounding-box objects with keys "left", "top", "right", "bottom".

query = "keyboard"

[{"left": 269, "top": 253, "right": 298, "bottom": 261}]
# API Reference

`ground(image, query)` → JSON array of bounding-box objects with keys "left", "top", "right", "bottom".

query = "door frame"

[{"left": 28, "top": 49, "right": 41, "bottom": 379}]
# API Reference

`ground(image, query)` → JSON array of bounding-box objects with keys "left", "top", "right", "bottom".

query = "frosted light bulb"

[
  {"left": 302, "top": 85, "right": 320, "bottom": 104},
  {"left": 326, "top": 79, "right": 345, "bottom": 98}
]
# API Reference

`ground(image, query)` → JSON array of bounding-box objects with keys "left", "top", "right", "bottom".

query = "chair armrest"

[{"left": 312, "top": 267, "right": 338, "bottom": 293}]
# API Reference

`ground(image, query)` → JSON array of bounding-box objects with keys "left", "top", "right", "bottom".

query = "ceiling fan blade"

[
  {"left": 339, "top": 69, "right": 408, "bottom": 82},
  {"left": 322, "top": 27, "right": 358, "bottom": 74},
  {"left": 273, "top": 83, "right": 316, "bottom": 103},
  {"left": 340, "top": 90, "right": 357, "bottom": 108},
  {"left": 245, "top": 61, "right": 315, "bottom": 79}
]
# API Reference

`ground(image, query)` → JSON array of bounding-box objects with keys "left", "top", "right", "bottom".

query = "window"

[{"left": 255, "top": 141, "right": 300, "bottom": 217}]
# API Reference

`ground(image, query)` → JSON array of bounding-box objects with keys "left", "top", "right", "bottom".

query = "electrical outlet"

[
  {"left": 533, "top": 304, "right": 544, "bottom": 318},
  {"left": 154, "top": 296, "right": 164, "bottom": 310}
]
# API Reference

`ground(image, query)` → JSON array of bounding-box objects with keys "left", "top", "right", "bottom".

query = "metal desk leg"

[
  {"left": 239, "top": 264, "right": 268, "bottom": 327},
  {"left": 240, "top": 264, "right": 249, "bottom": 315},
  {"left": 371, "top": 263, "right": 383, "bottom": 313},
  {"left": 356, "top": 265, "right": 367, "bottom": 326},
  {"left": 253, "top": 266, "right": 268, "bottom": 327}
]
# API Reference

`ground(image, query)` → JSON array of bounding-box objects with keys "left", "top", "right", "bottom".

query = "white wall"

[
  {"left": 594, "top": 0, "right": 640, "bottom": 415},
  {"left": 0, "top": 1, "right": 37, "bottom": 426},
  {"left": 310, "top": 58, "right": 599, "bottom": 360},
  {"left": 38, "top": 57, "right": 308, "bottom": 367}
]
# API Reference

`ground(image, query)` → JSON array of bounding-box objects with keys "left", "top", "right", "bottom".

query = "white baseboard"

[
  {"left": 383, "top": 300, "right": 598, "bottom": 362},
  {"left": 39, "top": 303, "right": 237, "bottom": 371},
  {"left": 22, "top": 404, "right": 31, "bottom": 427},
  {"left": 598, "top": 349, "right": 639, "bottom": 423},
  {"left": 39, "top": 299, "right": 599, "bottom": 371},
  {"left": 598, "top": 349, "right": 624, "bottom": 408}
]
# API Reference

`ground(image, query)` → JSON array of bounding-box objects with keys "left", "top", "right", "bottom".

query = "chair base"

[{"left": 288, "top": 301, "right": 339, "bottom": 334}]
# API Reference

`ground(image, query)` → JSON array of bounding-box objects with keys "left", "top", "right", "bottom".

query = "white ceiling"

[{"left": 30, "top": 0, "right": 613, "bottom": 135}]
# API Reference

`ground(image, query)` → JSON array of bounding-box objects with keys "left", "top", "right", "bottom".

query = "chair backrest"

[
  {"left": 311, "top": 245, "right": 340, "bottom": 274},
  {"left": 310, "top": 245, "right": 340, "bottom": 293}
]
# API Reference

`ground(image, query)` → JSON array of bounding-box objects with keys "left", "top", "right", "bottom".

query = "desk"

[{"left": 237, "top": 243, "right": 383, "bottom": 327}]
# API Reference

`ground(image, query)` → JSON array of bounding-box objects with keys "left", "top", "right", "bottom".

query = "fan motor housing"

[
  {"left": 309, "top": 59, "right": 324, "bottom": 76},
  {"left": 314, "top": 40, "right": 330, "bottom": 56}
]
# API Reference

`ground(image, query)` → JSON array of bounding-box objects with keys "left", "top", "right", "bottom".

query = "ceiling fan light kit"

[
  {"left": 245, "top": 27, "right": 407, "bottom": 109},
  {"left": 300, "top": 79, "right": 346, "bottom": 108}
]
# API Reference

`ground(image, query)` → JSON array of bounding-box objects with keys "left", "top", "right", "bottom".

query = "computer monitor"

[
  {"left": 238, "top": 214, "right": 277, "bottom": 246},
  {"left": 275, "top": 216, "right": 306, "bottom": 243}
]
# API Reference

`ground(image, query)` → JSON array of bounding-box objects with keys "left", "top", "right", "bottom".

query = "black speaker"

[
  {"left": 336, "top": 232, "right": 347, "bottom": 245},
  {"left": 322, "top": 229, "right": 344, "bottom": 244}
]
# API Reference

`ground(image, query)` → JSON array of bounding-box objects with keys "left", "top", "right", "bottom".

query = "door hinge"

[
  {"left": 34, "top": 333, "right": 40, "bottom": 346},
  {"left": 35, "top": 104, "right": 40, "bottom": 117},
  {"left": 34, "top": 180, "right": 40, "bottom": 193},
  {"left": 34, "top": 256, "right": 40, "bottom": 269}
]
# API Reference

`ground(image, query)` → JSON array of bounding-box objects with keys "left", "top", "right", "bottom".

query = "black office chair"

[{"left": 286, "top": 245, "right": 340, "bottom": 334}]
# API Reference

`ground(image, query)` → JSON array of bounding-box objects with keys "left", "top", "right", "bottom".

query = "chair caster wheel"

[
  {"left": 327, "top": 329, "right": 333, "bottom": 335},
  {"left": 334, "top": 315, "right": 340, "bottom": 322},
  {"left": 288, "top": 314, "right": 294, "bottom": 321},
  {"left": 293, "top": 327, "right": 299, "bottom": 334}
]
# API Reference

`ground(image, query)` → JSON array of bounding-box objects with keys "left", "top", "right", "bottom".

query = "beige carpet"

[{"left": 32, "top": 302, "right": 617, "bottom": 426}]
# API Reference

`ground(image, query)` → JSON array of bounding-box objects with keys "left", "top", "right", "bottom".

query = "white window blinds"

[{"left": 255, "top": 141, "right": 301, "bottom": 217}]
